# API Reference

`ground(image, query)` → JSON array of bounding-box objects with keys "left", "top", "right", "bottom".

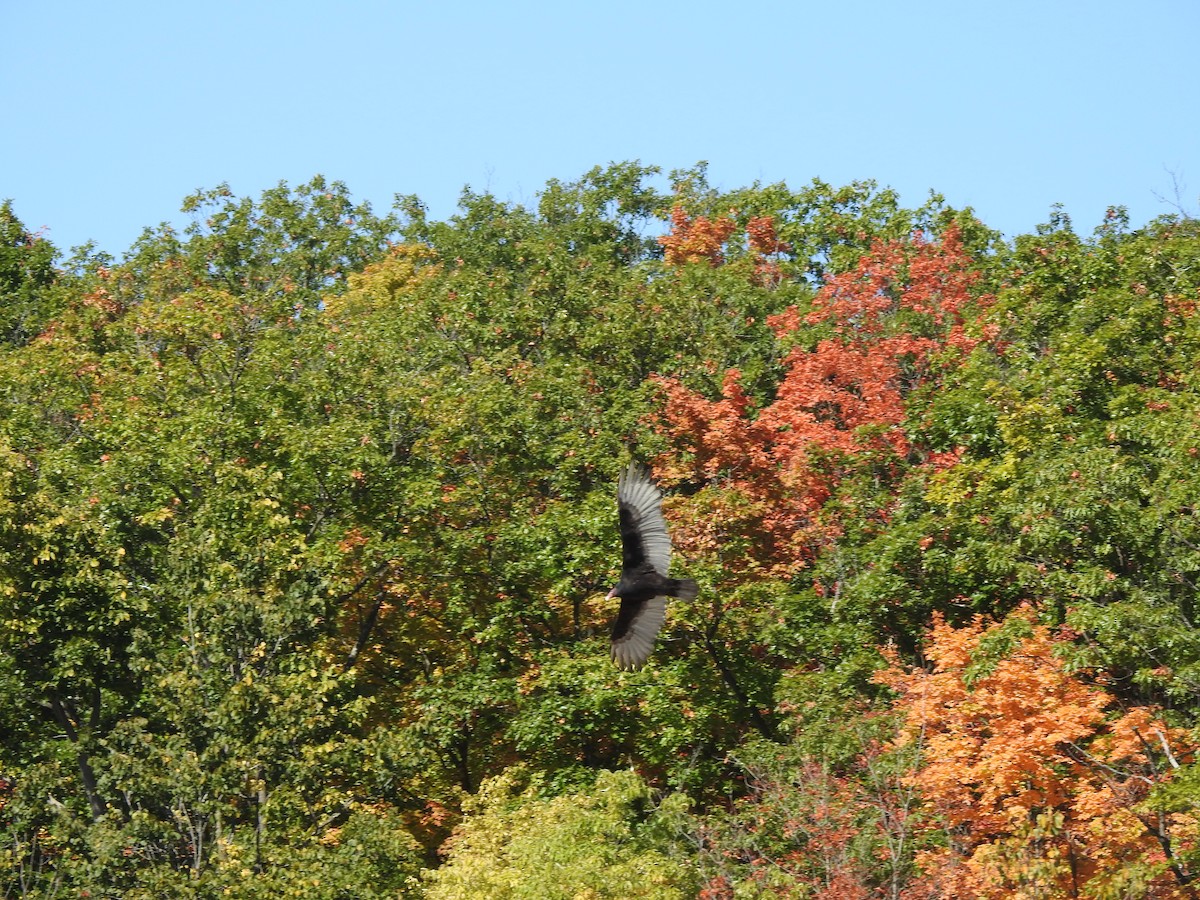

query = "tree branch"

[
  {"left": 702, "top": 621, "right": 780, "bottom": 743},
  {"left": 341, "top": 562, "right": 393, "bottom": 671},
  {"left": 46, "top": 692, "right": 107, "bottom": 821}
]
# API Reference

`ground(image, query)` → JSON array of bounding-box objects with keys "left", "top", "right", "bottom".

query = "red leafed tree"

[
  {"left": 656, "top": 225, "right": 988, "bottom": 574},
  {"left": 877, "top": 607, "right": 1198, "bottom": 899},
  {"left": 692, "top": 724, "right": 923, "bottom": 898},
  {"left": 695, "top": 757, "right": 875, "bottom": 898}
]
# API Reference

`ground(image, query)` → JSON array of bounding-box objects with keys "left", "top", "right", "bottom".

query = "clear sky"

[{"left": 3, "top": 0, "right": 1198, "bottom": 257}]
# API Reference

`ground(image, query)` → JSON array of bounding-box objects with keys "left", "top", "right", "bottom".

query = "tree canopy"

[{"left": 3, "top": 165, "right": 1200, "bottom": 898}]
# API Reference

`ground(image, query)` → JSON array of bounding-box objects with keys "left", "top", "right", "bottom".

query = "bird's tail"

[{"left": 671, "top": 578, "right": 699, "bottom": 601}]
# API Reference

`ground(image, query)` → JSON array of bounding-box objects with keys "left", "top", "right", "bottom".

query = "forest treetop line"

[{"left": 3, "top": 161, "right": 1200, "bottom": 897}]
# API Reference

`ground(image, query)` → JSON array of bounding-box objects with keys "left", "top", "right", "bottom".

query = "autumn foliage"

[
  {"left": 658, "top": 205, "right": 737, "bottom": 267},
  {"left": 878, "top": 608, "right": 1197, "bottom": 899},
  {"left": 658, "top": 206, "right": 791, "bottom": 282},
  {"left": 656, "top": 225, "right": 989, "bottom": 573}
]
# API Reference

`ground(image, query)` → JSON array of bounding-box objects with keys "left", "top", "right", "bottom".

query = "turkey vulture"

[{"left": 607, "top": 464, "right": 698, "bottom": 670}]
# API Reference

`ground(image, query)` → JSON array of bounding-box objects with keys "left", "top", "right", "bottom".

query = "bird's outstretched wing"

[
  {"left": 610, "top": 595, "right": 667, "bottom": 670},
  {"left": 617, "top": 464, "right": 671, "bottom": 577}
]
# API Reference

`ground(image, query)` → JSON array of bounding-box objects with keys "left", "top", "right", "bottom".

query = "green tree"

[
  {"left": 0, "top": 182, "right": 418, "bottom": 896},
  {"left": 0, "top": 200, "right": 59, "bottom": 345},
  {"left": 424, "top": 768, "right": 695, "bottom": 899}
]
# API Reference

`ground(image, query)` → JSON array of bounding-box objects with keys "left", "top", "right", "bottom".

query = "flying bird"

[{"left": 607, "top": 463, "right": 698, "bottom": 670}]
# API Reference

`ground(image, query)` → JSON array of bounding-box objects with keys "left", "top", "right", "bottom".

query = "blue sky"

[{"left": 3, "top": 0, "right": 1198, "bottom": 257}]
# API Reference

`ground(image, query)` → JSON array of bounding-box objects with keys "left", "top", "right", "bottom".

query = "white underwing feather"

[
  {"left": 610, "top": 595, "right": 668, "bottom": 670},
  {"left": 618, "top": 464, "right": 671, "bottom": 575}
]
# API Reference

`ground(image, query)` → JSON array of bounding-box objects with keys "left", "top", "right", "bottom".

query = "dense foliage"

[{"left": 3, "top": 164, "right": 1200, "bottom": 898}]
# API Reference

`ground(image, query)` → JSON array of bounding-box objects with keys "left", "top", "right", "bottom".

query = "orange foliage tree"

[
  {"left": 657, "top": 206, "right": 790, "bottom": 280},
  {"left": 746, "top": 214, "right": 791, "bottom": 286},
  {"left": 656, "top": 225, "right": 988, "bottom": 574},
  {"left": 658, "top": 205, "right": 737, "bottom": 267},
  {"left": 877, "top": 607, "right": 1197, "bottom": 898}
]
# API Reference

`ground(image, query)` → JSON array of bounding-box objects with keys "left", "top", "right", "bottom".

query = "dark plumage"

[{"left": 606, "top": 464, "right": 698, "bottom": 670}]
